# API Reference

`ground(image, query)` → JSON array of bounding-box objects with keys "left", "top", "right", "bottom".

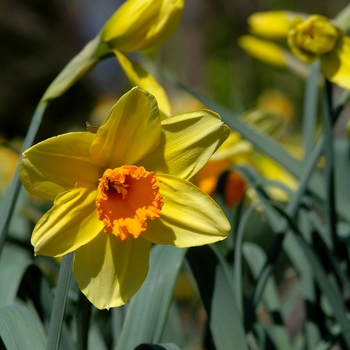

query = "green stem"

[
  {"left": 0, "top": 101, "right": 49, "bottom": 255},
  {"left": 323, "top": 80, "right": 337, "bottom": 250},
  {"left": 46, "top": 253, "right": 74, "bottom": 350}
]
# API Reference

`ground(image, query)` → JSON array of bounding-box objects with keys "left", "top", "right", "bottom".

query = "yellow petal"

[
  {"left": 74, "top": 234, "right": 151, "bottom": 309},
  {"left": 238, "top": 35, "right": 287, "bottom": 68},
  {"left": 141, "top": 110, "right": 230, "bottom": 180},
  {"left": 142, "top": 175, "right": 230, "bottom": 247},
  {"left": 20, "top": 132, "right": 101, "bottom": 200},
  {"left": 101, "top": 0, "right": 183, "bottom": 53},
  {"left": 115, "top": 51, "right": 171, "bottom": 116},
  {"left": 248, "top": 11, "right": 300, "bottom": 40},
  {"left": 321, "top": 36, "right": 350, "bottom": 89},
  {"left": 90, "top": 87, "right": 161, "bottom": 168},
  {"left": 32, "top": 182, "right": 103, "bottom": 256}
]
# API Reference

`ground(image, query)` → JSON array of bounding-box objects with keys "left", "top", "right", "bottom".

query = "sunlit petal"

[
  {"left": 74, "top": 234, "right": 151, "bottom": 309},
  {"left": 141, "top": 110, "right": 230, "bottom": 179},
  {"left": 20, "top": 132, "right": 101, "bottom": 200},
  {"left": 321, "top": 36, "right": 350, "bottom": 89},
  {"left": 115, "top": 51, "right": 171, "bottom": 116},
  {"left": 90, "top": 87, "right": 161, "bottom": 168},
  {"left": 32, "top": 182, "right": 103, "bottom": 256},
  {"left": 142, "top": 175, "right": 230, "bottom": 247}
]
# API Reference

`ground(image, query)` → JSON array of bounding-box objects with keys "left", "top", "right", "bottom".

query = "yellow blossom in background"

[
  {"left": 288, "top": 14, "right": 350, "bottom": 89},
  {"left": 96, "top": 0, "right": 184, "bottom": 115},
  {"left": 196, "top": 91, "right": 298, "bottom": 205},
  {"left": 0, "top": 144, "right": 19, "bottom": 193},
  {"left": 100, "top": 0, "right": 183, "bottom": 53},
  {"left": 19, "top": 87, "right": 230, "bottom": 309},
  {"left": 245, "top": 11, "right": 350, "bottom": 89}
]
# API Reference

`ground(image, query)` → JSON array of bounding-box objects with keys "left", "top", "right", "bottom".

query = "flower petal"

[
  {"left": 248, "top": 11, "right": 303, "bottom": 40},
  {"left": 74, "top": 234, "right": 151, "bottom": 309},
  {"left": 20, "top": 132, "right": 101, "bottom": 200},
  {"left": 90, "top": 87, "right": 161, "bottom": 168},
  {"left": 142, "top": 174, "right": 230, "bottom": 247},
  {"left": 115, "top": 50, "right": 171, "bottom": 116},
  {"left": 141, "top": 110, "right": 230, "bottom": 179},
  {"left": 32, "top": 182, "right": 103, "bottom": 256},
  {"left": 101, "top": 0, "right": 183, "bottom": 53},
  {"left": 321, "top": 36, "right": 350, "bottom": 89}
]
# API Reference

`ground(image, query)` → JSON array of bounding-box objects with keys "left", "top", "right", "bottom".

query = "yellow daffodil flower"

[
  {"left": 19, "top": 87, "right": 230, "bottom": 309},
  {"left": 246, "top": 11, "right": 350, "bottom": 89},
  {"left": 288, "top": 14, "right": 350, "bottom": 89},
  {"left": 96, "top": 0, "right": 184, "bottom": 116},
  {"left": 100, "top": 0, "right": 183, "bottom": 53},
  {"left": 43, "top": 0, "right": 183, "bottom": 115}
]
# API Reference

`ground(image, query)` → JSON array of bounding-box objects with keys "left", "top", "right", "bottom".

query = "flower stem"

[{"left": 0, "top": 101, "right": 49, "bottom": 256}]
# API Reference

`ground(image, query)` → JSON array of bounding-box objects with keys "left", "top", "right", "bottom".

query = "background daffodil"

[
  {"left": 245, "top": 11, "right": 350, "bottom": 89},
  {"left": 19, "top": 87, "right": 230, "bottom": 309}
]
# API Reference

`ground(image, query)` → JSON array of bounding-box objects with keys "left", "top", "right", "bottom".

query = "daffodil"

[
  {"left": 245, "top": 11, "right": 350, "bottom": 89},
  {"left": 43, "top": 0, "right": 183, "bottom": 115},
  {"left": 19, "top": 87, "right": 230, "bottom": 309},
  {"left": 287, "top": 14, "right": 350, "bottom": 89}
]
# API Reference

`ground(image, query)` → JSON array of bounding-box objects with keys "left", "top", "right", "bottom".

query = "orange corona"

[{"left": 96, "top": 165, "right": 163, "bottom": 241}]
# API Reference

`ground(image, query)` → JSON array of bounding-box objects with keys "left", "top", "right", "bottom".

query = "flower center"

[{"left": 96, "top": 165, "right": 163, "bottom": 241}]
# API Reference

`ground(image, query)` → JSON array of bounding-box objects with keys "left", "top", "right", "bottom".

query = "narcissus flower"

[
  {"left": 19, "top": 87, "right": 230, "bottom": 309},
  {"left": 245, "top": 11, "right": 350, "bottom": 89},
  {"left": 96, "top": 0, "right": 184, "bottom": 115},
  {"left": 288, "top": 14, "right": 350, "bottom": 88},
  {"left": 43, "top": 0, "right": 183, "bottom": 115}
]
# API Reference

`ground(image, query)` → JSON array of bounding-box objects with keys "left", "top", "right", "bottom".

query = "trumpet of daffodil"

[
  {"left": 43, "top": 0, "right": 183, "bottom": 115},
  {"left": 19, "top": 87, "right": 230, "bottom": 309}
]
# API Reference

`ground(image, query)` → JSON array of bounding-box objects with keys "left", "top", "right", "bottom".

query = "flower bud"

[
  {"left": 101, "top": 0, "right": 183, "bottom": 53},
  {"left": 288, "top": 15, "right": 340, "bottom": 63}
]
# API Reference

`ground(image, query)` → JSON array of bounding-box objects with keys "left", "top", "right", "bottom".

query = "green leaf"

[
  {"left": 187, "top": 245, "right": 249, "bottom": 350},
  {"left": 0, "top": 305, "right": 46, "bottom": 350},
  {"left": 135, "top": 343, "right": 181, "bottom": 350},
  {"left": 115, "top": 245, "right": 186, "bottom": 350},
  {"left": 0, "top": 246, "right": 32, "bottom": 306}
]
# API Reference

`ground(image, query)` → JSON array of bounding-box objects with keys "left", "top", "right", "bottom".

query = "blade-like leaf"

[
  {"left": 115, "top": 245, "right": 186, "bottom": 350},
  {"left": 0, "top": 305, "right": 46, "bottom": 350}
]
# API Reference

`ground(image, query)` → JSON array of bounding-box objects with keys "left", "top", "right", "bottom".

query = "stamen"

[{"left": 96, "top": 165, "right": 163, "bottom": 240}]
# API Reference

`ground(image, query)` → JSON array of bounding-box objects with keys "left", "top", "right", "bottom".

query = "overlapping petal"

[
  {"left": 20, "top": 132, "right": 101, "bottom": 200},
  {"left": 115, "top": 51, "right": 171, "bottom": 116},
  {"left": 90, "top": 87, "right": 161, "bottom": 168},
  {"left": 74, "top": 233, "right": 151, "bottom": 309},
  {"left": 141, "top": 110, "right": 230, "bottom": 180},
  {"left": 101, "top": 0, "right": 183, "bottom": 53},
  {"left": 142, "top": 175, "right": 230, "bottom": 247},
  {"left": 32, "top": 182, "right": 103, "bottom": 257},
  {"left": 321, "top": 36, "right": 350, "bottom": 89}
]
